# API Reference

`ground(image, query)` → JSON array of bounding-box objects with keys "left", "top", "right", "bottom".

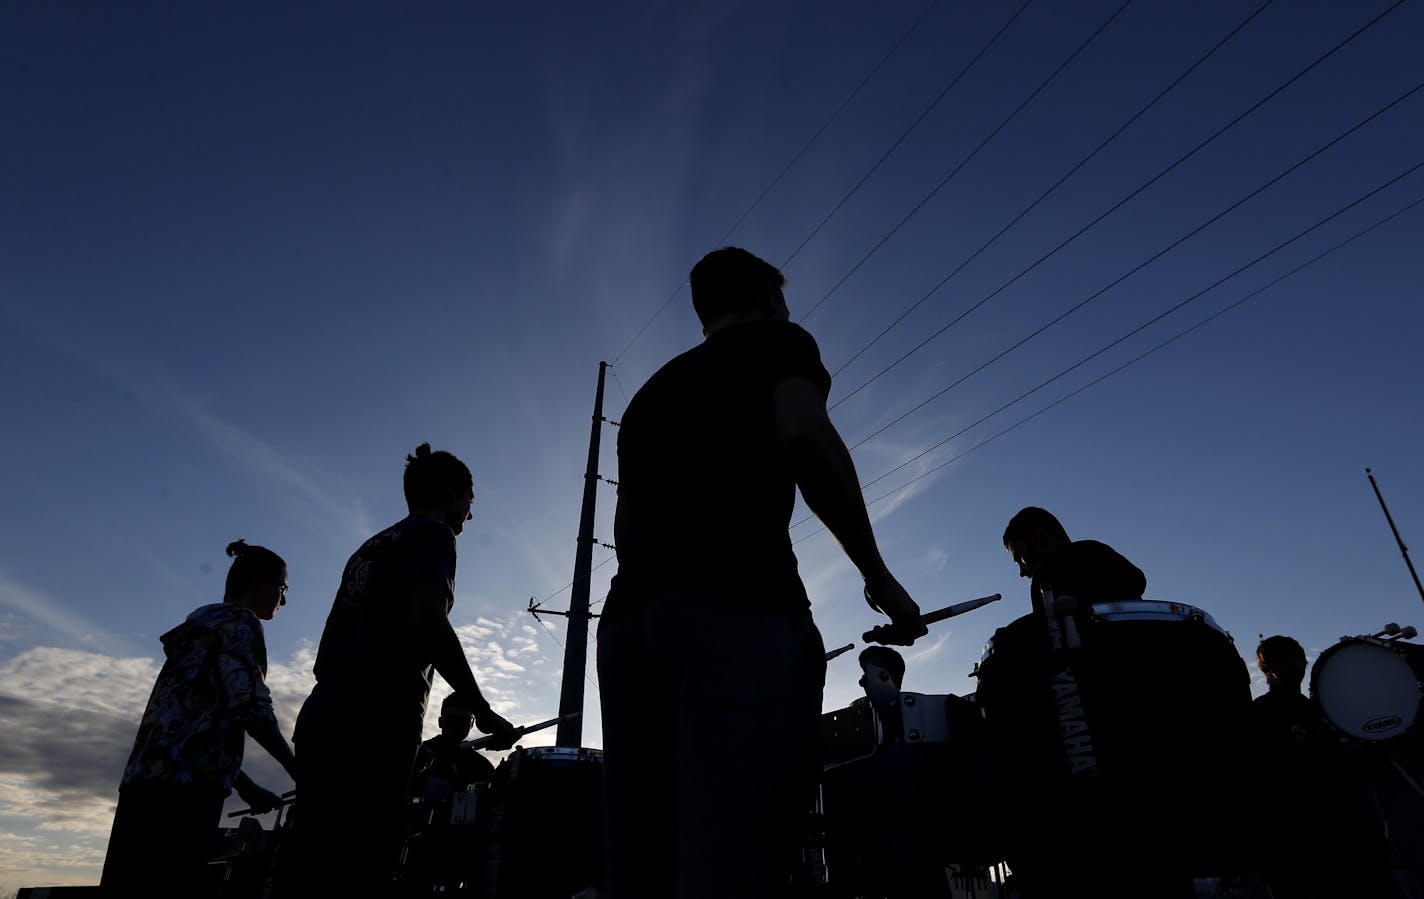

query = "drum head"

[{"left": 1314, "top": 640, "right": 1421, "bottom": 740}]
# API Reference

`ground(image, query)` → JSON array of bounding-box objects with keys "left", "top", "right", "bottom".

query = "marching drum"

[
  {"left": 487, "top": 746, "right": 604, "bottom": 899},
  {"left": 974, "top": 598, "right": 1253, "bottom": 878},
  {"left": 396, "top": 780, "right": 497, "bottom": 896},
  {"left": 395, "top": 747, "right": 603, "bottom": 899},
  {"left": 816, "top": 692, "right": 995, "bottom": 895},
  {"left": 1312, "top": 636, "right": 1424, "bottom": 742}
]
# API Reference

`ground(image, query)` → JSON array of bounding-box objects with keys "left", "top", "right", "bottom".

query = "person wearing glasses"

[
  {"left": 282, "top": 443, "right": 517, "bottom": 896},
  {"left": 102, "top": 539, "right": 297, "bottom": 899}
]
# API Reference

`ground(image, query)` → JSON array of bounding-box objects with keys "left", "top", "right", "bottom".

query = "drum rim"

[
  {"left": 515, "top": 746, "right": 604, "bottom": 760},
  {"left": 979, "top": 601, "right": 1226, "bottom": 660},
  {"left": 1310, "top": 636, "right": 1424, "bottom": 741},
  {"left": 1088, "top": 599, "right": 1224, "bottom": 632}
]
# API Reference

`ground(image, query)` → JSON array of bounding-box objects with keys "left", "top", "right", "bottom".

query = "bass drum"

[{"left": 1311, "top": 636, "right": 1424, "bottom": 741}]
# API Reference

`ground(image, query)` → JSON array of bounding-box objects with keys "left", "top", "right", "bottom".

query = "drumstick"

[
  {"left": 460, "top": 712, "right": 580, "bottom": 751},
  {"left": 228, "top": 789, "right": 297, "bottom": 818},
  {"left": 825, "top": 643, "right": 855, "bottom": 661},
  {"left": 862, "top": 593, "right": 1002, "bottom": 643}
]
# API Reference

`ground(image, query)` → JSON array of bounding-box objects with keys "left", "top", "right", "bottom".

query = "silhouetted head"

[
  {"left": 689, "top": 247, "right": 789, "bottom": 336},
  {"left": 858, "top": 645, "right": 905, "bottom": 690},
  {"left": 404, "top": 443, "right": 475, "bottom": 535},
  {"left": 1257, "top": 635, "right": 1307, "bottom": 691},
  {"left": 1002, "top": 506, "right": 1071, "bottom": 579},
  {"left": 438, "top": 694, "right": 475, "bottom": 741},
  {"left": 224, "top": 540, "right": 288, "bottom": 621}
]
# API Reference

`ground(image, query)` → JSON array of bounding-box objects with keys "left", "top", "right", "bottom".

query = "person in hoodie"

[{"left": 102, "top": 539, "right": 297, "bottom": 898}]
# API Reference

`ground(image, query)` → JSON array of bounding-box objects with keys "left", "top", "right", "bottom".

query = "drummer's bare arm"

[
  {"left": 234, "top": 770, "right": 283, "bottom": 812},
  {"left": 411, "top": 583, "right": 489, "bottom": 714},
  {"left": 774, "top": 376, "right": 926, "bottom": 644},
  {"left": 245, "top": 713, "right": 297, "bottom": 781}
]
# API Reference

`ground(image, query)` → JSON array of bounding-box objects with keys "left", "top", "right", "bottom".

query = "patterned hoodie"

[{"left": 121, "top": 603, "right": 275, "bottom": 794}]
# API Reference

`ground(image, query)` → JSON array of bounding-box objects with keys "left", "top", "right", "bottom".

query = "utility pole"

[{"left": 555, "top": 361, "right": 607, "bottom": 747}]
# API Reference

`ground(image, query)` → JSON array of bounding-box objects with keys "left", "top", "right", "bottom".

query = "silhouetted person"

[
  {"left": 849, "top": 646, "right": 960, "bottom": 896},
  {"left": 1252, "top": 636, "right": 1328, "bottom": 752},
  {"left": 1001, "top": 506, "right": 1145, "bottom": 614},
  {"left": 102, "top": 540, "right": 297, "bottom": 899},
  {"left": 855, "top": 645, "right": 906, "bottom": 743},
  {"left": 857, "top": 645, "right": 906, "bottom": 690},
  {"left": 1250, "top": 636, "right": 1401, "bottom": 898},
  {"left": 411, "top": 693, "right": 497, "bottom": 789},
  {"left": 598, "top": 247, "right": 925, "bottom": 898},
  {"left": 283, "top": 444, "right": 516, "bottom": 895}
]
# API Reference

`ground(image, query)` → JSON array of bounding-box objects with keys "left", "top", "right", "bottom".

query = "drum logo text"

[
  {"left": 1363, "top": 715, "right": 1402, "bottom": 734},
  {"left": 1051, "top": 671, "right": 1097, "bottom": 774}
]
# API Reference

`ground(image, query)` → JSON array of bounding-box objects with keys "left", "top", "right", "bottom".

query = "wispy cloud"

[
  {"left": 0, "top": 641, "right": 320, "bottom": 894},
  {"left": 0, "top": 572, "right": 127, "bottom": 656},
  {"left": 162, "top": 391, "right": 375, "bottom": 543},
  {"left": 6, "top": 310, "right": 374, "bottom": 548},
  {"left": 0, "top": 606, "right": 589, "bottom": 893}
]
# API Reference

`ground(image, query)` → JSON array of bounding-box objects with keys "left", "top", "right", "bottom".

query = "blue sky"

[{"left": 2, "top": 0, "right": 1422, "bottom": 890}]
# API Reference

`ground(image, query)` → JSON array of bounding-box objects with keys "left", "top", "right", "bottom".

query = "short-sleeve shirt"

[
  {"left": 608, "top": 320, "right": 832, "bottom": 613},
  {"left": 1029, "top": 540, "right": 1147, "bottom": 612},
  {"left": 121, "top": 603, "right": 274, "bottom": 794},
  {"left": 309, "top": 514, "right": 457, "bottom": 724}
]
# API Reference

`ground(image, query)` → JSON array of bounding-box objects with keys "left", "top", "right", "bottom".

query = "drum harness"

[{"left": 1039, "top": 591, "right": 1099, "bottom": 777}]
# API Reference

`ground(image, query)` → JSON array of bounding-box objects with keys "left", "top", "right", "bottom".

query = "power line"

[
  {"left": 857, "top": 188, "right": 1424, "bottom": 518},
  {"left": 780, "top": 0, "right": 1037, "bottom": 271},
  {"left": 608, "top": 364, "right": 630, "bottom": 405},
  {"left": 843, "top": 74, "right": 1424, "bottom": 452},
  {"left": 529, "top": 614, "right": 601, "bottom": 695},
  {"left": 827, "top": 0, "right": 1277, "bottom": 377},
  {"left": 607, "top": 0, "right": 946, "bottom": 366},
  {"left": 798, "top": 0, "right": 1135, "bottom": 322},
  {"left": 717, "top": 0, "right": 945, "bottom": 246},
  {"left": 858, "top": 157, "right": 1424, "bottom": 490},
  {"left": 532, "top": 553, "right": 617, "bottom": 608},
  {"left": 790, "top": 174, "right": 1424, "bottom": 541},
  {"left": 828, "top": 0, "right": 1406, "bottom": 412}
]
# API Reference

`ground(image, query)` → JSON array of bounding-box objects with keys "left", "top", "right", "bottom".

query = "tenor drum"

[
  {"left": 974, "top": 599, "right": 1252, "bottom": 874},
  {"left": 1312, "top": 636, "right": 1424, "bottom": 741}
]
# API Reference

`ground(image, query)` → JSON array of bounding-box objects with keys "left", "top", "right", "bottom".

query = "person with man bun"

[
  {"left": 284, "top": 443, "right": 516, "bottom": 894},
  {"left": 102, "top": 539, "right": 297, "bottom": 898}
]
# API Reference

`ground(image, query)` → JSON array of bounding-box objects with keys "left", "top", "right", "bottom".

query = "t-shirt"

[
  {"left": 1029, "top": 539, "right": 1147, "bottom": 611},
  {"left": 308, "top": 514, "right": 457, "bottom": 725},
  {"left": 121, "top": 603, "right": 274, "bottom": 794},
  {"left": 608, "top": 320, "right": 832, "bottom": 612}
]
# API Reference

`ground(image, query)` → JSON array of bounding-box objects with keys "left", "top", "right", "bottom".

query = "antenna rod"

[
  {"left": 1366, "top": 468, "right": 1424, "bottom": 609},
  {"left": 555, "top": 361, "right": 607, "bottom": 747}
]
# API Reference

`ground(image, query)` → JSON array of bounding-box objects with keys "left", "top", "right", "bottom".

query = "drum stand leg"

[{"left": 1390, "top": 757, "right": 1424, "bottom": 803}]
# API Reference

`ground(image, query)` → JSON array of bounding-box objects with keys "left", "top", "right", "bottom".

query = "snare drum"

[
  {"left": 816, "top": 692, "right": 995, "bottom": 894},
  {"left": 1311, "top": 636, "right": 1424, "bottom": 741},
  {"left": 488, "top": 747, "right": 604, "bottom": 899}
]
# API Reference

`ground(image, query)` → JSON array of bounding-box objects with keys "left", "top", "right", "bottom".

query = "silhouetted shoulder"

[
  {"left": 1034, "top": 539, "right": 1146, "bottom": 604},
  {"left": 704, "top": 320, "right": 832, "bottom": 397}
]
